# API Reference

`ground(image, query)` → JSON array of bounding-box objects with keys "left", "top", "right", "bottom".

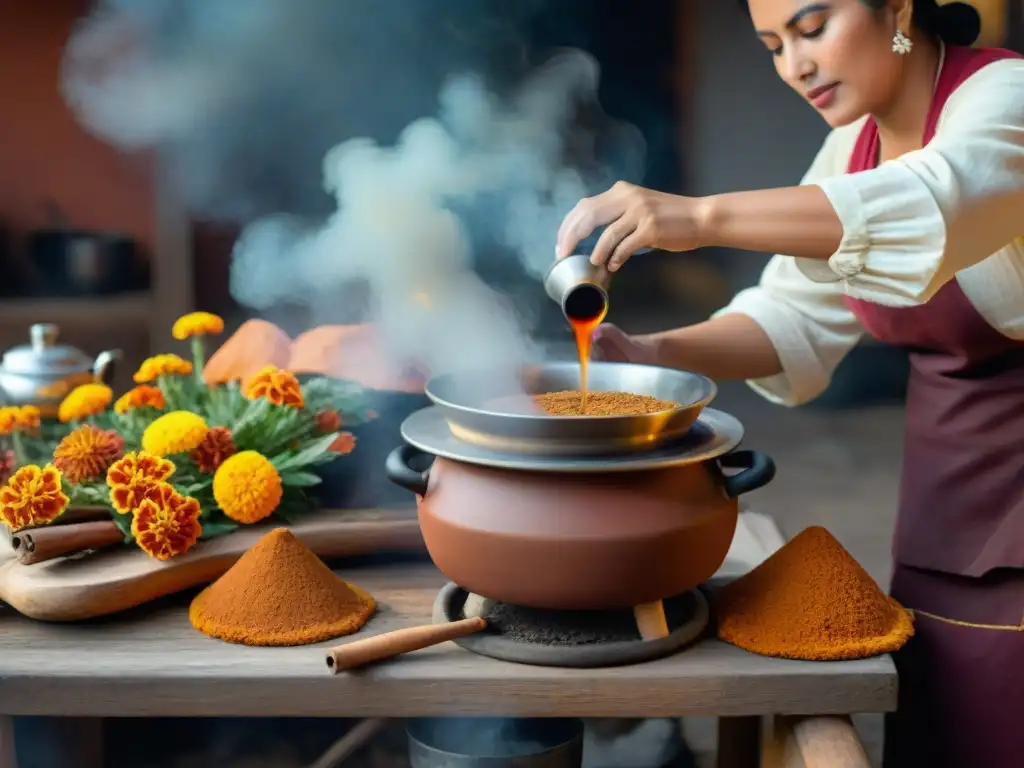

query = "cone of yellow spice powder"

[
  {"left": 190, "top": 528, "right": 375, "bottom": 646},
  {"left": 714, "top": 526, "right": 914, "bottom": 661}
]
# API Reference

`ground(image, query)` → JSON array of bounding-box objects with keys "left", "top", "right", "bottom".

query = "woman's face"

[{"left": 746, "top": 0, "right": 903, "bottom": 127}]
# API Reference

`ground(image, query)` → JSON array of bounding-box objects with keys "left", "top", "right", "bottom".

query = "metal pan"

[{"left": 424, "top": 361, "right": 716, "bottom": 456}]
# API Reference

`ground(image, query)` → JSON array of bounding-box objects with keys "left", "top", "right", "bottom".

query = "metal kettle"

[{"left": 0, "top": 324, "right": 121, "bottom": 416}]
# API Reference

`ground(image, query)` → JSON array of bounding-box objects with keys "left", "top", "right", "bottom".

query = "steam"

[{"left": 61, "top": 0, "right": 645, "bottom": 384}]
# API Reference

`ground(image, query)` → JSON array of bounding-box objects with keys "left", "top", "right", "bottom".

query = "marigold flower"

[
  {"left": 141, "top": 411, "right": 210, "bottom": 457},
  {"left": 14, "top": 406, "right": 41, "bottom": 431},
  {"left": 106, "top": 451, "right": 176, "bottom": 515},
  {"left": 190, "top": 426, "right": 236, "bottom": 473},
  {"left": 244, "top": 365, "right": 304, "bottom": 408},
  {"left": 315, "top": 410, "right": 341, "bottom": 433},
  {"left": 0, "top": 408, "right": 18, "bottom": 436},
  {"left": 171, "top": 311, "right": 224, "bottom": 341},
  {"left": 53, "top": 425, "right": 125, "bottom": 484},
  {"left": 114, "top": 385, "right": 166, "bottom": 415},
  {"left": 134, "top": 354, "right": 193, "bottom": 384},
  {"left": 37, "top": 380, "right": 69, "bottom": 399},
  {"left": 329, "top": 431, "right": 357, "bottom": 455},
  {"left": 131, "top": 483, "right": 203, "bottom": 560},
  {"left": 0, "top": 464, "right": 69, "bottom": 530},
  {"left": 57, "top": 383, "right": 113, "bottom": 423},
  {"left": 213, "top": 450, "right": 282, "bottom": 524}
]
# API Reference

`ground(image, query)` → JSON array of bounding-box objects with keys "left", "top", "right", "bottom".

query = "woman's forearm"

[
  {"left": 639, "top": 313, "right": 783, "bottom": 381},
  {"left": 697, "top": 185, "right": 843, "bottom": 261}
]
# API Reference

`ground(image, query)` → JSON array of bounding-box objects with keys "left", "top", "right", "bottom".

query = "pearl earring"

[{"left": 892, "top": 29, "right": 913, "bottom": 55}]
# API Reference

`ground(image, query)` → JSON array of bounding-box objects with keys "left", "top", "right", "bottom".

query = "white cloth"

[{"left": 716, "top": 57, "right": 1024, "bottom": 407}]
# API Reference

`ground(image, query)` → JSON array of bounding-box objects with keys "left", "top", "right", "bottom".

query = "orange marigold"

[
  {"left": 329, "top": 431, "right": 357, "bottom": 455},
  {"left": 0, "top": 408, "right": 18, "bottom": 436},
  {"left": 106, "top": 451, "right": 176, "bottom": 515},
  {"left": 190, "top": 426, "right": 236, "bottom": 473},
  {"left": 14, "top": 406, "right": 40, "bottom": 431},
  {"left": 58, "top": 383, "right": 113, "bottom": 423},
  {"left": 53, "top": 425, "right": 125, "bottom": 484},
  {"left": 134, "top": 354, "right": 193, "bottom": 384},
  {"left": 0, "top": 464, "right": 69, "bottom": 530},
  {"left": 244, "top": 365, "right": 304, "bottom": 408},
  {"left": 212, "top": 451, "right": 282, "bottom": 524},
  {"left": 114, "top": 385, "right": 166, "bottom": 415},
  {"left": 171, "top": 311, "right": 224, "bottom": 340},
  {"left": 131, "top": 483, "right": 203, "bottom": 560},
  {"left": 315, "top": 410, "right": 341, "bottom": 433}
]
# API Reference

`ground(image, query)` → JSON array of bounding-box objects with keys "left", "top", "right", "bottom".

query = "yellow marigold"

[
  {"left": 244, "top": 365, "right": 305, "bottom": 408},
  {"left": 0, "top": 464, "right": 69, "bottom": 530},
  {"left": 213, "top": 450, "right": 283, "bottom": 524},
  {"left": 114, "top": 385, "right": 165, "bottom": 415},
  {"left": 141, "top": 411, "right": 209, "bottom": 457},
  {"left": 0, "top": 407, "right": 18, "bottom": 436},
  {"left": 171, "top": 311, "right": 224, "bottom": 340},
  {"left": 58, "top": 383, "right": 113, "bottom": 423},
  {"left": 53, "top": 425, "right": 125, "bottom": 484},
  {"left": 190, "top": 426, "right": 236, "bottom": 474},
  {"left": 131, "top": 483, "right": 203, "bottom": 560},
  {"left": 14, "top": 406, "right": 41, "bottom": 431},
  {"left": 106, "top": 451, "right": 176, "bottom": 515},
  {"left": 134, "top": 354, "right": 193, "bottom": 384}
]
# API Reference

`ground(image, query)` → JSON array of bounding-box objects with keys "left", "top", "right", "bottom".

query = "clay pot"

[{"left": 386, "top": 446, "right": 775, "bottom": 610}]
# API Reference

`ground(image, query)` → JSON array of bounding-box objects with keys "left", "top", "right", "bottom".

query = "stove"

[{"left": 432, "top": 582, "right": 710, "bottom": 668}]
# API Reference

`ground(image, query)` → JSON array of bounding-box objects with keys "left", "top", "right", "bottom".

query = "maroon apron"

[{"left": 841, "top": 45, "right": 1024, "bottom": 768}]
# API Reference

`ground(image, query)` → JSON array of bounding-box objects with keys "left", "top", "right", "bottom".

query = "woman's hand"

[
  {"left": 592, "top": 324, "right": 661, "bottom": 365},
  {"left": 556, "top": 181, "right": 711, "bottom": 271}
]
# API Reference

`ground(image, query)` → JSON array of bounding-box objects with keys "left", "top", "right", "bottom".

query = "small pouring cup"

[{"left": 544, "top": 255, "right": 612, "bottom": 322}]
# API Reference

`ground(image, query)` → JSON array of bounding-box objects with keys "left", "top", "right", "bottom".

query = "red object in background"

[{"left": 0, "top": 1, "right": 155, "bottom": 266}]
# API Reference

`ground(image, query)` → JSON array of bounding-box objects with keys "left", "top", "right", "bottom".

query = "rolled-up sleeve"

[
  {"left": 714, "top": 125, "right": 865, "bottom": 406},
  {"left": 714, "top": 257, "right": 864, "bottom": 406},
  {"left": 805, "top": 59, "right": 1024, "bottom": 306}
]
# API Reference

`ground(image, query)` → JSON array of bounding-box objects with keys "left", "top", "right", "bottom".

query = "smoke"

[{"left": 61, "top": 0, "right": 645, "bottom": 384}]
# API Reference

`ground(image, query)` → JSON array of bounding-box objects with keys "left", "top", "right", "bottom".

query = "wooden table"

[{"left": 0, "top": 513, "right": 896, "bottom": 767}]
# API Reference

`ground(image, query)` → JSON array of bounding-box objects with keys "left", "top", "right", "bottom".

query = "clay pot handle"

[
  {"left": 719, "top": 450, "right": 776, "bottom": 498},
  {"left": 325, "top": 617, "right": 486, "bottom": 674},
  {"left": 385, "top": 444, "right": 431, "bottom": 496}
]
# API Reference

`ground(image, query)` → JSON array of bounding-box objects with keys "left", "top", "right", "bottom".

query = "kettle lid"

[{"left": 2, "top": 323, "right": 93, "bottom": 376}]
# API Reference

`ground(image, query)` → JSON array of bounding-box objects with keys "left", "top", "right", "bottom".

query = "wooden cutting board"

[{"left": 0, "top": 507, "right": 424, "bottom": 622}]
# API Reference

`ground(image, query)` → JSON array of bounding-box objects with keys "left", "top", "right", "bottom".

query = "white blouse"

[{"left": 715, "top": 56, "right": 1024, "bottom": 407}]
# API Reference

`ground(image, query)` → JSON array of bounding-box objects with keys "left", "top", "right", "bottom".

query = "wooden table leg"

[
  {"left": 716, "top": 716, "right": 761, "bottom": 768},
  {"left": 763, "top": 715, "right": 872, "bottom": 768}
]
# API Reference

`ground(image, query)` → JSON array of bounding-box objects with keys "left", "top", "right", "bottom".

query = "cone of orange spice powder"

[
  {"left": 190, "top": 528, "right": 375, "bottom": 646},
  {"left": 714, "top": 526, "right": 914, "bottom": 661}
]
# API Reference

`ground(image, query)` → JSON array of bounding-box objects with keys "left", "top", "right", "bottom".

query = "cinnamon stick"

[
  {"left": 11, "top": 520, "right": 123, "bottom": 565},
  {"left": 18, "top": 506, "right": 111, "bottom": 530},
  {"left": 325, "top": 617, "right": 487, "bottom": 674}
]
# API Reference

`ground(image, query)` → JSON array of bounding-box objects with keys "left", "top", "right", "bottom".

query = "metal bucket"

[{"left": 408, "top": 717, "right": 584, "bottom": 768}]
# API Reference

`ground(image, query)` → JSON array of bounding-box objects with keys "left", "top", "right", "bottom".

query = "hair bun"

[{"left": 932, "top": 1, "right": 982, "bottom": 46}]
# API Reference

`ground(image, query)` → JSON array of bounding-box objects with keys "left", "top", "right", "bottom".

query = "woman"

[{"left": 555, "top": 1, "right": 1023, "bottom": 765}]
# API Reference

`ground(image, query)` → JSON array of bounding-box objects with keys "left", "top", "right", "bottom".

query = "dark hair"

[{"left": 736, "top": 0, "right": 981, "bottom": 47}]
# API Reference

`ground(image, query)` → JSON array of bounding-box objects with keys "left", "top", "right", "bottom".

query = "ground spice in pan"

[
  {"left": 189, "top": 528, "right": 375, "bottom": 646},
  {"left": 532, "top": 391, "right": 678, "bottom": 416},
  {"left": 714, "top": 526, "right": 914, "bottom": 661}
]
